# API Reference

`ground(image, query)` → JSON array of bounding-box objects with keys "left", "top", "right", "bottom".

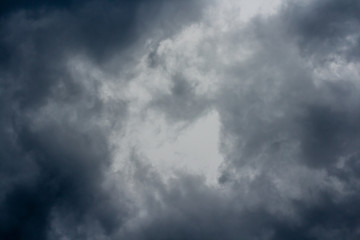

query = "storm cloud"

[{"left": 1, "top": 0, "right": 360, "bottom": 239}]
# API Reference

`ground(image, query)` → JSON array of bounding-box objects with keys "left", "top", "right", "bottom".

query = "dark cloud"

[
  {"left": 286, "top": 0, "right": 360, "bottom": 61},
  {"left": 2, "top": 0, "right": 360, "bottom": 239},
  {"left": 0, "top": 123, "right": 128, "bottom": 240},
  {"left": 0, "top": 0, "right": 83, "bottom": 17},
  {"left": 0, "top": 60, "right": 129, "bottom": 239},
  {"left": 301, "top": 103, "right": 360, "bottom": 168},
  {"left": 0, "top": 0, "right": 205, "bottom": 239},
  {"left": 212, "top": 1, "right": 360, "bottom": 239}
]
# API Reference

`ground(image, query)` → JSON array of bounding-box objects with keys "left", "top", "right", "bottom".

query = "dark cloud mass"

[
  {"left": 1, "top": 0, "right": 360, "bottom": 239},
  {"left": 0, "top": 0, "right": 204, "bottom": 239}
]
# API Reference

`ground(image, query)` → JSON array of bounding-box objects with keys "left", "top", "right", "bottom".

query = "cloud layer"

[{"left": 1, "top": 0, "right": 360, "bottom": 239}]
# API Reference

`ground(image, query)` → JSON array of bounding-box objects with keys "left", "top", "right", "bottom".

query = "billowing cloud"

[{"left": 1, "top": 0, "right": 360, "bottom": 239}]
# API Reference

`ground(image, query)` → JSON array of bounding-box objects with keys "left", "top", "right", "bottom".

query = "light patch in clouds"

[
  {"left": 212, "top": 0, "right": 283, "bottom": 25},
  {"left": 143, "top": 110, "right": 223, "bottom": 185},
  {"left": 238, "top": 0, "right": 283, "bottom": 20},
  {"left": 114, "top": 109, "right": 223, "bottom": 185}
]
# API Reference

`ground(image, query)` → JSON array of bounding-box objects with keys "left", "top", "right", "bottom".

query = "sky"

[{"left": 1, "top": 0, "right": 360, "bottom": 239}]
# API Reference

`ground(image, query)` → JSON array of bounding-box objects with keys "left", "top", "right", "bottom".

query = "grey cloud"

[
  {"left": 285, "top": 0, "right": 360, "bottom": 61},
  {"left": 2, "top": 0, "right": 360, "bottom": 239},
  {"left": 0, "top": 68, "right": 129, "bottom": 239},
  {"left": 0, "top": 0, "right": 206, "bottom": 239},
  {"left": 117, "top": 169, "right": 280, "bottom": 240},
  {"left": 118, "top": 1, "right": 360, "bottom": 239},
  {"left": 151, "top": 73, "right": 210, "bottom": 122},
  {"left": 301, "top": 103, "right": 360, "bottom": 168},
  {"left": 0, "top": 123, "right": 128, "bottom": 239},
  {"left": 212, "top": 1, "right": 360, "bottom": 239}
]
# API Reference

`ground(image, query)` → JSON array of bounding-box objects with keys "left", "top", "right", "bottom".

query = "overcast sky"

[{"left": 1, "top": 0, "right": 360, "bottom": 239}]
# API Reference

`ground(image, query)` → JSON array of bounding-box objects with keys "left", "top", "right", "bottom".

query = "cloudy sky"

[{"left": 1, "top": 0, "right": 360, "bottom": 239}]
